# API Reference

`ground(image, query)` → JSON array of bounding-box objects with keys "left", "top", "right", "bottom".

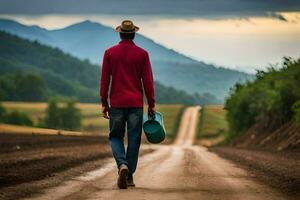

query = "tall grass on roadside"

[
  {"left": 153, "top": 104, "right": 186, "bottom": 138},
  {"left": 197, "top": 106, "right": 205, "bottom": 138},
  {"left": 196, "top": 105, "right": 229, "bottom": 145},
  {"left": 169, "top": 106, "right": 186, "bottom": 139}
]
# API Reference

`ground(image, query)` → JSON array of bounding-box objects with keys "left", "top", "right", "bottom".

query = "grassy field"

[
  {"left": 1, "top": 102, "right": 185, "bottom": 137},
  {"left": 154, "top": 104, "right": 185, "bottom": 138},
  {"left": 197, "top": 105, "right": 228, "bottom": 146}
]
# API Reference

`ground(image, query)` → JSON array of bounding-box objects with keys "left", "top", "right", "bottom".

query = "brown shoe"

[
  {"left": 127, "top": 174, "right": 135, "bottom": 187},
  {"left": 117, "top": 164, "right": 128, "bottom": 189}
]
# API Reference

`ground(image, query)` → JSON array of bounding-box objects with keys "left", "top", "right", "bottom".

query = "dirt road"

[{"left": 27, "top": 106, "right": 287, "bottom": 200}]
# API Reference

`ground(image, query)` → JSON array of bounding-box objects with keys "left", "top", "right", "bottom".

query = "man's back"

[
  {"left": 100, "top": 39, "right": 155, "bottom": 108},
  {"left": 100, "top": 20, "right": 156, "bottom": 189}
]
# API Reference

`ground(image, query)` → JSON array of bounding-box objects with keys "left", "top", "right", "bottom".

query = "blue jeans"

[{"left": 109, "top": 107, "right": 143, "bottom": 175}]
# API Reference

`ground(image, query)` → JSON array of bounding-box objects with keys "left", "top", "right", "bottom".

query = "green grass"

[
  {"left": 1, "top": 102, "right": 108, "bottom": 134},
  {"left": 159, "top": 105, "right": 186, "bottom": 138},
  {"left": 197, "top": 106, "right": 205, "bottom": 138},
  {"left": 2, "top": 102, "right": 185, "bottom": 137},
  {"left": 197, "top": 105, "right": 228, "bottom": 141},
  {"left": 146, "top": 104, "right": 185, "bottom": 138}
]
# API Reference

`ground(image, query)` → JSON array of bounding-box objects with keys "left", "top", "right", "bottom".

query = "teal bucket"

[{"left": 143, "top": 112, "right": 166, "bottom": 144}]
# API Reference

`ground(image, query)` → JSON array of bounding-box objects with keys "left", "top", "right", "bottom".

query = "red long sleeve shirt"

[{"left": 100, "top": 40, "right": 155, "bottom": 108}]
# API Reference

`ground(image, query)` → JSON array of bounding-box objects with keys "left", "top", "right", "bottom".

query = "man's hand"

[
  {"left": 102, "top": 105, "right": 110, "bottom": 119},
  {"left": 148, "top": 106, "right": 156, "bottom": 118}
]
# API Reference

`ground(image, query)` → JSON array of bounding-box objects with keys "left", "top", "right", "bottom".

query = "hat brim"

[{"left": 115, "top": 25, "right": 139, "bottom": 33}]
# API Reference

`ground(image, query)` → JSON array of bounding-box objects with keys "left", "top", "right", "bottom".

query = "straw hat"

[{"left": 116, "top": 20, "right": 139, "bottom": 33}]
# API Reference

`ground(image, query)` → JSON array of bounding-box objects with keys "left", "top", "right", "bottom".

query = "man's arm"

[
  {"left": 142, "top": 52, "right": 155, "bottom": 115},
  {"left": 100, "top": 50, "right": 111, "bottom": 118}
]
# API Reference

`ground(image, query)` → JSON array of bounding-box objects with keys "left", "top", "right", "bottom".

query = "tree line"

[{"left": 0, "top": 31, "right": 219, "bottom": 105}]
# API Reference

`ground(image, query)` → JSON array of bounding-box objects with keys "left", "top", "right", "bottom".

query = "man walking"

[{"left": 100, "top": 20, "right": 156, "bottom": 189}]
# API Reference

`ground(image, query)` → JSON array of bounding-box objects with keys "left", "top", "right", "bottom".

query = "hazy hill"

[
  {"left": 0, "top": 19, "right": 194, "bottom": 64},
  {"left": 0, "top": 31, "right": 219, "bottom": 104},
  {"left": 0, "top": 19, "right": 252, "bottom": 100}
]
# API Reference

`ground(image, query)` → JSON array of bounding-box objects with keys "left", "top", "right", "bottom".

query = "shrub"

[
  {"left": 60, "top": 101, "right": 81, "bottom": 130},
  {"left": 0, "top": 103, "right": 33, "bottom": 126},
  {"left": 0, "top": 103, "right": 6, "bottom": 122},
  {"left": 292, "top": 100, "right": 300, "bottom": 123},
  {"left": 4, "top": 111, "right": 33, "bottom": 126},
  {"left": 225, "top": 57, "right": 300, "bottom": 141},
  {"left": 44, "top": 100, "right": 61, "bottom": 129},
  {"left": 44, "top": 100, "right": 81, "bottom": 130}
]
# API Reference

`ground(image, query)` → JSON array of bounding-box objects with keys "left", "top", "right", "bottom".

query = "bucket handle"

[{"left": 148, "top": 112, "right": 156, "bottom": 120}]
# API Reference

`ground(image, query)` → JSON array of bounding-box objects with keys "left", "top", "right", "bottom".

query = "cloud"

[
  {"left": 0, "top": 0, "right": 299, "bottom": 15},
  {"left": 267, "top": 12, "right": 288, "bottom": 22}
]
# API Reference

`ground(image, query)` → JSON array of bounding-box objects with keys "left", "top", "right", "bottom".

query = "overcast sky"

[{"left": 0, "top": 0, "right": 300, "bottom": 15}]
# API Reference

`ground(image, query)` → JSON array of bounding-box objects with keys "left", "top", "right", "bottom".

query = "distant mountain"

[
  {"left": 0, "top": 31, "right": 219, "bottom": 104},
  {"left": 0, "top": 19, "right": 194, "bottom": 64},
  {"left": 0, "top": 19, "right": 253, "bottom": 100}
]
